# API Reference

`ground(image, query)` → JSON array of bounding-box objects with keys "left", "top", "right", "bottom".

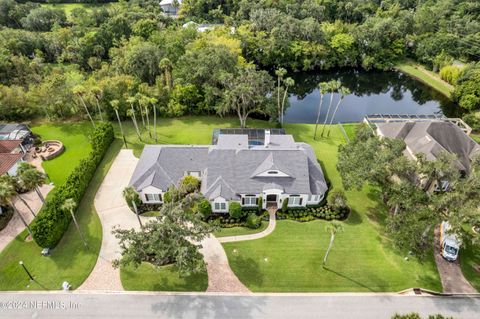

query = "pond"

[{"left": 283, "top": 69, "right": 459, "bottom": 124}]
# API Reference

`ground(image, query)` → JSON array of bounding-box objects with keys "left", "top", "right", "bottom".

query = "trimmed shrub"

[
  {"left": 30, "top": 122, "right": 114, "bottom": 248},
  {"left": 257, "top": 196, "right": 263, "bottom": 211},
  {"left": 0, "top": 206, "right": 14, "bottom": 231},
  {"left": 328, "top": 189, "right": 349, "bottom": 212},
  {"left": 246, "top": 213, "right": 261, "bottom": 229},
  {"left": 228, "top": 201, "right": 243, "bottom": 219},
  {"left": 198, "top": 199, "right": 212, "bottom": 219},
  {"left": 281, "top": 198, "right": 288, "bottom": 212}
]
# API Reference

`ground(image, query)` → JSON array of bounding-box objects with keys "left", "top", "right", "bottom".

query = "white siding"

[
  {"left": 140, "top": 185, "right": 164, "bottom": 204},
  {"left": 211, "top": 197, "right": 229, "bottom": 213}
]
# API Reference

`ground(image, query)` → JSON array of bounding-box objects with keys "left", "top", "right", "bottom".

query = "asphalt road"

[{"left": 0, "top": 292, "right": 479, "bottom": 319}]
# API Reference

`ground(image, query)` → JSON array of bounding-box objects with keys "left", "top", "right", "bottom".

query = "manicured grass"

[
  {"left": 223, "top": 123, "right": 441, "bottom": 292},
  {"left": 460, "top": 239, "right": 480, "bottom": 291},
  {"left": 121, "top": 263, "right": 208, "bottom": 292},
  {"left": 114, "top": 116, "right": 273, "bottom": 157},
  {"left": 214, "top": 221, "right": 268, "bottom": 238},
  {"left": 0, "top": 138, "right": 122, "bottom": 291},
  {"left": 141, "top": 211, "right": 161, "bottom": 217},
  {"left": 396, "top": 61, "right": 454, "bottom": 99},
  {"left": 31, "top": 122, "right": 94, "bottom": 186},
  {"left": 471, "top": 133, "right": 480, "bottom": 143}
]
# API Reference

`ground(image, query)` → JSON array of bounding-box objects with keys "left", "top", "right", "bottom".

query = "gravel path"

[
  {"left": 0, "top": 185, "right": 53, "bottom": 252},
  {"left": 218, "top": 208, "right": 276, "bottom": 243},
  {"left": 434, "top": 226, "right": 477, "bottom": 293},
  {"left": 78, "top": 149, "right": 147, "bottom": 291}
]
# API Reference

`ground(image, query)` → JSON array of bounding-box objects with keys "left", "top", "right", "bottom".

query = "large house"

[
  {"left": 129, "top": 129, "right": 328, "bottom": 213},
  {"left": 160, "top": 0, "right": 182, "bottom": 15},
  {"left": 374, "top": 119, "right": 480, "bottom": 191}
]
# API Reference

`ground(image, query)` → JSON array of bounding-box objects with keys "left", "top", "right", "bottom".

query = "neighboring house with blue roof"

[{"left": 129, "top": 129, "right": 328, "bottom": 213}]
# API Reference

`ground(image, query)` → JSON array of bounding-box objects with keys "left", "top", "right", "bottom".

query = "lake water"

[{"left": 283, "top": 69, "right": 459, "bottom": 124}]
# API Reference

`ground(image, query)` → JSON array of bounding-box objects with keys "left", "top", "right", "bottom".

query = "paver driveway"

[{"left": 78, "top": 149, "right": 144, "bottom": 291}]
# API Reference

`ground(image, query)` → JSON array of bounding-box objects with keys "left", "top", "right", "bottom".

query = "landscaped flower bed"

[
  {"left": 277, "top": 205, "right": 349, "bottom": 222},
  {"left": 211, "top": 209, "right": 268, "bottom": 230}
]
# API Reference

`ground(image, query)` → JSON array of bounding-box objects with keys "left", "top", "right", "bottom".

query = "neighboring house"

[
  {"left": 129, "top": 129, "right": 328, "bottom": 213},
  {"left": 0, "top": 140, "right": 26, "bottom": 176},
  {"left": 160, "top": 0, "right": 182, "bottom": 15},
  {"left": 375, "top": 120, "right": 480, "bottom": 191},
  {"left": 0, "top": 153, "right": 23, "bottom": 176}
]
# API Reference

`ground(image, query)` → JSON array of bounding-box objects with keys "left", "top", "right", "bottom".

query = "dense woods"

[{"left": 0, "top": 0, "right": 479, "bottom": 127}]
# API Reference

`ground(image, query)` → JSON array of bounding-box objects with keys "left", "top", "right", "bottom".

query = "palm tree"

[
  {"left": 139, "top": 95, "right": 152, "bottom": 139},
  {"left": 327, "top": 87, "right": 351, "bottom": 136},
  {"left": 280, "top": 77, "right": 295, "bottom": 127},
  {"left": 321, "top": 80, "right": 341, "bottom": 137},
  {"left": 0, "top": 176, "right": 33, "bottom": 238},
  {"left": 135, "top": 93, "right": 146, "bottom": 128},
  {"left": 275, "top": 68, "right": 287, "bottom": 124},
  {"left": 62, "top": 198, "right": 87, "bottom": 247},
  {"left": 323, "top": 220, "right": 344, "bottom": 266},
  {"left": 90, "top": 86, "right": 104, "bottom": 121},
  {"left": 72, "top": 85, "right": 96, "bottom": 129},
  {"left": 314, "top": 82, "right": 328, "bottom": 140},
  {"left": 16, "top": 162, "right": 46, "bottom": 204},
  {"left": 110, "top": 99, "right": 128, "bottom": 148},
  {"left": 126, "top": 95, "right": 142, "bottom": 141},
  {"left": 159, "top": 58, "right": 174, "bottom": 89},
  {"left": 8, "top": 175, "right": 36, "bottom": 217},
  {"left": 151, "top": 97, "right": 159, "bottom": 143},
  {"left": 123, "top": 187, "right": 142, "bottom": 228}
]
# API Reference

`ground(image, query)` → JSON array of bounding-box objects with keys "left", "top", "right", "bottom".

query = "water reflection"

[{"left": 284, "top": 69, "right": 459, "bottom": 124}]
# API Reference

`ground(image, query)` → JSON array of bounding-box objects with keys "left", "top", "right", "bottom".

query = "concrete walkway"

[
  {"left": 218, "top": 208, "right": 277, "bottom": 243},
  {"left": 200, "top": 235, "right": 250, "bottom": 293},
  {"left": 0, "top": 184, "right": 53, "bottom": 252},
  {"left": 78, "top": 149, "right": 148, "bottom": 291},
  {"left": 434, "top": 227, "right": 477, "bottom": 293}
]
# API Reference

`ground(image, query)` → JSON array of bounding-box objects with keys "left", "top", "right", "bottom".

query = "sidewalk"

[{"left": 218, "top": 208, "right": 276, "bottom": 243}]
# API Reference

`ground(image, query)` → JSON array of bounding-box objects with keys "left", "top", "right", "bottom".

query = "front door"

[{"left": 266, "top": 194, "right": 277, "bottom": 202}]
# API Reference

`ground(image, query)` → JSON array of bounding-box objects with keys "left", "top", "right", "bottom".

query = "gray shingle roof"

[
  {"left": 129, "top": 134, "right": 328, "bottom": 200},
  {"left": 377, "top": 121, "right": 480, "bottom": 172}
]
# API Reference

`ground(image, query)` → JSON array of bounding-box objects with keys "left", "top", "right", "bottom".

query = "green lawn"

[
  {"left": 121, "top": 263, "right": 208, "bottom": 291},
  {"left": 42, "top": 3, "right": 112, "bottom": 20},
  {"left": 223, "top": 123, "right": 442, "bottom": 292},
  {"left": 214, "top": 221, "right": 269, "bottom": 238},
  {"left": 471, "top": 133, "right": 480, "bottom": 143},
  {"left": 114, "top": 116, "right": 273, "bottom": 157},
  {"left": 396, "top": 61, "right": 454, "bottom": 99},
  {"left": 0, "top": 132, "right": 122, "bottom": 291},
  {"left": 460, "top": 240, "right": 480, "bottom": 292},
  {"left": 31, "top": 122, "right": 94, "bottom": 186}
]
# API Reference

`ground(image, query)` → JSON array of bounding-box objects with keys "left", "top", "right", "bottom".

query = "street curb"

[{"left": 2, "top": 290, "right": 479, "bottom": 298}]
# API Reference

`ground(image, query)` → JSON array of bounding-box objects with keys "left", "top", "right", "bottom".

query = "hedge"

[
  {"left": 276, "top": 205, "right": 349, "bottom": 222},
  {"left": 31, "top": 122, "right": 114, "bottom": 248}
]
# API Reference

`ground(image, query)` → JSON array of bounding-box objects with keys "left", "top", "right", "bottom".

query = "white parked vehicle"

[{"left": 440, "top": 221, "right": 461, "bottom": 262}]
